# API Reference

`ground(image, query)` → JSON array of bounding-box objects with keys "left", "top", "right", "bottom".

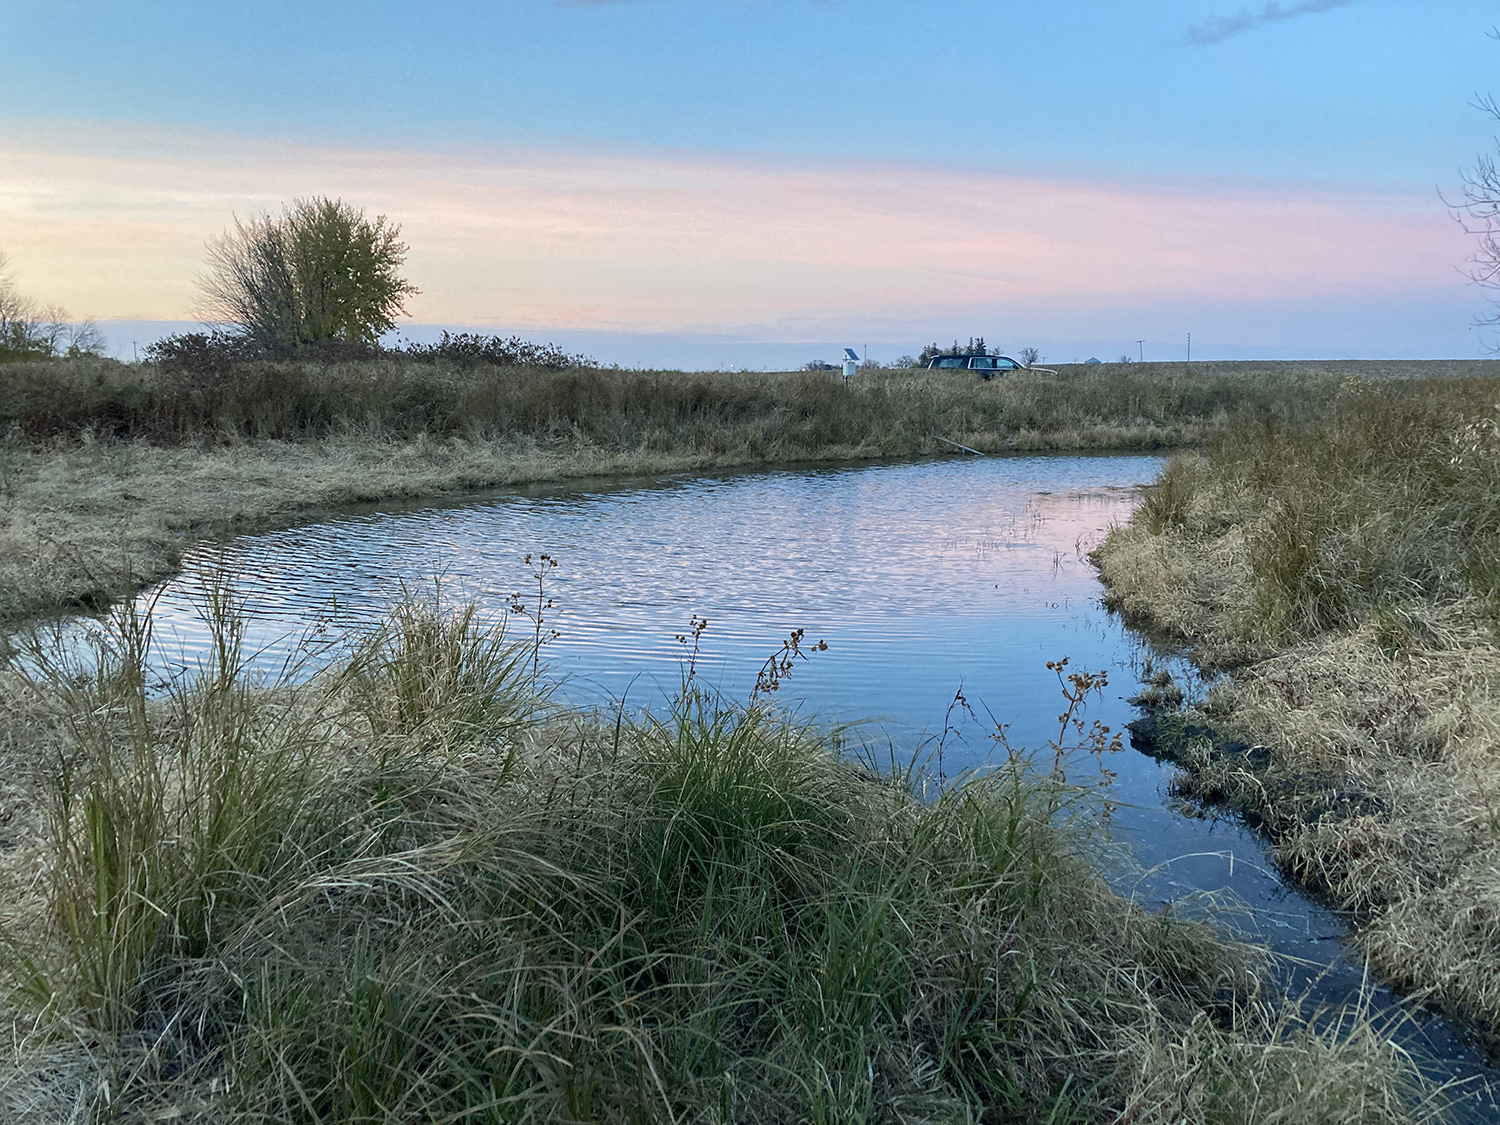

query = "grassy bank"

[
  {"left": 0, "top": 356, "right": 1353, "bottom": 627},
  {"left": 1, "top": 356, "right": 1346, "bottom": 446},
  {"left": 1093, "top": 375, "right": 1500, "bottom": 1053},
  {"left": 0, "top": 581, "right": 1444, "bottom": 1122}
]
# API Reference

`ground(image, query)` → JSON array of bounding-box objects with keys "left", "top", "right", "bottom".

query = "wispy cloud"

[
  {"left": 0, "top": 122, "right": 1458, "bottom": 329},
  {"left": 1189, "top": 0, "right": 1353, "bottom": 46}
]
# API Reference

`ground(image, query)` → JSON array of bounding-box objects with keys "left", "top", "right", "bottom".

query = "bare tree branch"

[
  {"left": 1448, "top": 29, "right": 1500, "bottom": 340},
  {"left": 0, "top": 252, "right": 99, "bottom": 358}
]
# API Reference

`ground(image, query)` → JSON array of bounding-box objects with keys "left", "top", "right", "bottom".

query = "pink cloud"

[{"left": 0, "top": 122, "right": 1466, "bottom": 330}]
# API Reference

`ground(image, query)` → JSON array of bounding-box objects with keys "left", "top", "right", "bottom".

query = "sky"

[{"left": 1, "top": 0, "right": 1498, "bottom": 366}]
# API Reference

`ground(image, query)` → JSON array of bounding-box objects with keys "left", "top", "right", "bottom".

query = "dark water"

[{"left": 88, "top": 455, "right": 1500, "bottom": 1117}]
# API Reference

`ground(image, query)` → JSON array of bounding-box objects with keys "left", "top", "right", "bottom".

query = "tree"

[
  {"left": 1448, "top": 81, "right": 1500, "bottom": 342},
  {"left": 1018, "top": 346, "right": 1040, "bottom": 367},
  {"left": 0, "top": 251, "right": 104, "bottom": 360},
  {"left": 0, "top": 251, "right": 51, "bottom": 358},
  {"left": 917, "top": 337, "right": 993, "bottom": 365},
  {"left": 198, "top": 197, "right": 418, "bottom": 356}
]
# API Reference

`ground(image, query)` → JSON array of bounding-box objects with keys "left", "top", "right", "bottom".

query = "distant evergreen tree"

[{"left": 917, "top": 337, "right": 994, "bottom": 365}]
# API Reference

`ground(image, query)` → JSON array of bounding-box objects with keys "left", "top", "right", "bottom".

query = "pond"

[{"left": 101, "top": 454, "right": 1500, "bottom": 1116}]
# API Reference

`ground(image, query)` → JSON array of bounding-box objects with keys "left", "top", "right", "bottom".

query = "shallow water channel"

[{"left": 106, "top": 454, "right": 1500, "bottom": 1116}]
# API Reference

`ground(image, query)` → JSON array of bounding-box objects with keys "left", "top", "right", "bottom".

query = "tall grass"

[
  {"left": 1, "top": 582, "right": 1445, "bottom": 1122},
  {"left": 1130, "top": 378, "right": 1500, "bottom": 638},
  {"left": 347, "top": 587, "right": 541, "bottom": 750},
  {"left": 0, "top": 355, "right": 1341, "bottom": 451},
  {"left": 12, "top": 577, "right": 363, "bottom": 1031}
]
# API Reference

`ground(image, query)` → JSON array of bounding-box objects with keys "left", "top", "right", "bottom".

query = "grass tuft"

[{"left": 347, "top": 584, "right": 540, "bottom": 751}]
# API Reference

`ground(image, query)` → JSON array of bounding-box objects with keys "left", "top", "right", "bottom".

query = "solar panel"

[{"left": 843, "top": 348, "right": 860, "bottom": 361}]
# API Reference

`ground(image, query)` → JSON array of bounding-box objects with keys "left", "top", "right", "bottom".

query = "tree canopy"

[{"left": 198, "top": 197, "right": 418, "bottom": 356}]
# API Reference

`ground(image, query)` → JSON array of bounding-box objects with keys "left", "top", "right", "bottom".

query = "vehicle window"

[
  {"left": 969, "top": 357, "right": 997, "bottom": 369},
  {"left": 996, "top": 358, "right": 1018, "bottom": 370},
  {"left": 935, "top": 357, "right": 965, "bottom": 368}
]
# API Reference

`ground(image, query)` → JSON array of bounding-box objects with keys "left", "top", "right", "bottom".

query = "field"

[
  {"left": 1094, "top": 373, "right": 1500, "bottom": 1055},
  {"left": 0, "top": 355, "right": 1351, "bottom": 627}
]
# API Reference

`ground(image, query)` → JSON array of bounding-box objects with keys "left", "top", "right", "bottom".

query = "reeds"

[{"left": 0, "top": 581, "right": 1447, "bottom": 1122}]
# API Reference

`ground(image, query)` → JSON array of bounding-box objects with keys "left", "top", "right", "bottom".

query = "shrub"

[
  {"left": 142, "top": 331, "right": 264, "bottom": 378},
  {"left": 400, "top": 330, "right": 589, "bottom": 369}
]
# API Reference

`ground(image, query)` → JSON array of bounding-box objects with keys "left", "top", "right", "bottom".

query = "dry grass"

[
  {"left": 0, "top": 583, "right": 1447, "bottom": 1123},
  {"left": 1094, "top": 375, "right": 1500, "bottom": 1052},
  {"left": 1068, "top": 359, "right": 1500, "bottom": 382},
  {"left": 0, "top": 356, "right": 1332, "bottom": 447}
]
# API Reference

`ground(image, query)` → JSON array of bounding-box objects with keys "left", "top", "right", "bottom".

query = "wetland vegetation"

[
  {"left": 0, "top": 581, "right": 1448, "bottom": 1122},
  {"left": 2, "top": 353, "right": 1499, "bottom": 1120},
  {"left": 1095, "top": 374, "right": 1500, "bottom": 1059}
]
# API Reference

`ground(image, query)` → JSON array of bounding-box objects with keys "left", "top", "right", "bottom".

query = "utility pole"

[
  {"left": 1186, "top": 333, "right": 1191, "bottom": 363},
  {"left": 1135, "top": 339, "right": 1145, "bottom": 363}
]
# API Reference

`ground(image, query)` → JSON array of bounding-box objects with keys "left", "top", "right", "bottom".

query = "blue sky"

[{"left": 3, "top": 0, "right": 1498, "bottom": 364}]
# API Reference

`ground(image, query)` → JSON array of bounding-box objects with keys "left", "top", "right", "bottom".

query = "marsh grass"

[
  {"left": 11, "top": 576, "right": 362, "bottom": 1032},
  {"left": 348, "top": 586, "right": 541, "bottom": 751},
  {"left": 0, "top": 583, "right": 1448, "bottom": 1122},
  {"left": 0, "top": 356, "right": 1342, "bottom": 449},
  {"left": 1136, "top": 454, "right": 1205, "bottom": 536},
  {"left": 1226, "top": 381, "right": 1500, "bottom": 638},
  {"left": 1094, "top": 374, "right": 1500, "bottom": 1055}
]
